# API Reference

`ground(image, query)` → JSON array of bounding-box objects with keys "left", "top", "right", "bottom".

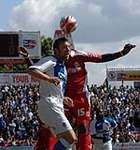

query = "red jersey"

[{"left": 65, "top": 50, "right": 102, "bottom": 95}]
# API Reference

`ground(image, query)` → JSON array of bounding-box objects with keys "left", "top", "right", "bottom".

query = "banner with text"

[
  {"left": 0, "top": 73, "right": 38, "bottom": 85},
  {"left": 107, "top": 70, "right": 140, "bottom": 81}
]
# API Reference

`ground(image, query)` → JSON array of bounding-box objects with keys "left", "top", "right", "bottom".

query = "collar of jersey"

[{"left": 51, "top": 55, "right": 64, "bottom": 64}]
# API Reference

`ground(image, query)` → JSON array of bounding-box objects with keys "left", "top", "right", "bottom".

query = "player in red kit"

[
  {"left": 64, "top": 50, "right": 101, "bottom": 150},
  {"left": 54, "top": 16, "right": 136, "bottom": 150},
  {"left": 64, "top": 45, "right": 134, "bottom": 150}
]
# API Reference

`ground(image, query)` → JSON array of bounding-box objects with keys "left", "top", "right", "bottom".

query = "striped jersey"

[
  {"left": 29, "top": 55, "right": 67, "bottom": 100},
  {"left": 91, "top": 117, "right": 117, "bottom": 143}
]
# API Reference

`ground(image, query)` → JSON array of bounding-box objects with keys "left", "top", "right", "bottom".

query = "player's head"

[
  {"left": 96, "top": 108, "right": 104, "bottom": 120},
  {"left": 53, "top": 37, "right": 71, "bottom": 61},
  {"left": 104, "top": 108, "right": 111, "bottom": 117},
  {"left": 60, "top": 16, "right": 77, "bottom": 34}
]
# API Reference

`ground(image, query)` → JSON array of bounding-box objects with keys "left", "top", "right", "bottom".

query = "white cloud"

[
  {"left": 9, "top": 0, "right": 140, "bottom": 42},
  {"left": 121, "top": 0, "right": 140, "bottom": 15},
  {"left": 9, "top": 0, "right": 80, "bottom": 35}
]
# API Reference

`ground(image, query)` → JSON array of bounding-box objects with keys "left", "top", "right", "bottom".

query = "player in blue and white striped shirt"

[
  {"left": 90, "top": 109, "right": 117, "bottom": 150},
  {"left": 29, "top": 37, "right": 77, "bottom": 150}
]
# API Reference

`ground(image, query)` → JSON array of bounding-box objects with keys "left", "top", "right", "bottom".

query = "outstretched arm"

[
  {"left": 18, "top": 47, "right": 34, "bottom": 66},
  {"left": 71, "top": 44, "right": 136, "bottom": 63},
  {"left": 101, "top": 43, "right": 136, "bottom": 62}
]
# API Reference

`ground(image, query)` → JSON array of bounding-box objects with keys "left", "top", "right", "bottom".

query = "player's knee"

[
  {"left": 67, "top": 134, "right": 77, "bottom": 145},
  {"left": 78, "top": 123, "right": 87, "bottom": 134},
  {"left": 64, "top": 129, "right": 77, "bottom": 144},
  {"left": 72, "top": 136, "right": 78, "bottom": 144}
]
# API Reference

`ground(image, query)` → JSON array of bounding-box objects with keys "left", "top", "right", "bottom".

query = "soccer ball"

[{"left": 60, "top": 16, "right": 77, "bottom": 34}]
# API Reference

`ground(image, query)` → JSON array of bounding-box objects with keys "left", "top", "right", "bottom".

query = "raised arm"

[
  {"left": 71, "top": 43, "right": 136, "bottom": 63},
  {"left": 18, "top": 47, "right": 34, "bottom": 66},
  {"left": 101, "top": 43, "right": 136, "bottom": 62}
]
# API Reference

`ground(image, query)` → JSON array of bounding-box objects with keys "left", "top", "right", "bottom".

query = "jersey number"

[{"left": 78, "top": 108, "right": 86, "bottom": 116}]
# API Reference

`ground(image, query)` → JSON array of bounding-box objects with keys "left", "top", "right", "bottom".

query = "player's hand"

[
  {"left": 63, "top": 96, "right": 74, "bottom": 107},
  {"left": 18, "top": 46, "right": 29, "bottom": 57},
  {"left": 48, "top": 77, "right": 60, "bottom": 86},
  {"left": 121, "top": 44, "right": 136, "bottom": 55}
]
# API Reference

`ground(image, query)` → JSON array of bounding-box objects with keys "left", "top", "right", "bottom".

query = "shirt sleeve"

[
  {"left": 110, "top": 119, "right": 117, "bottom": 128},
  {"left": 72, "top": 50, "right": 102, "bottom": 63},
  {"left": 103, "top": 121, "right": 111, "bottom": 131},
  {"left": 29, "top": 57, "right": 56, "bottom": 72}
]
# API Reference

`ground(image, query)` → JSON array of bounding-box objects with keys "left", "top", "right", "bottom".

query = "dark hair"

[{"left": 53, "top": 37, "right": 68, "bottom": 50}]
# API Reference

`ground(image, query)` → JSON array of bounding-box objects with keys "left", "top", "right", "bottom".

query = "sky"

[{"left": 0, "top": 0, "right": 140, "bottom": 85}]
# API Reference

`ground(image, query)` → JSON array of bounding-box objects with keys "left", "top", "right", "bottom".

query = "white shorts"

[
  {"left": 38, "top": 96, "right": 72, "bottom": 135},
  {"left": 92, "top": 139, "right": 112, "bottom": 150}
]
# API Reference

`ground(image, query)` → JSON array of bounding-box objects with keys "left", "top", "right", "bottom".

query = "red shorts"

[
  {"left": 35, "top": 122, "right": 56, "bottom": 150},
  {"left": 65, "top": 92, "right": 91, "bottom": 125},
  {"left": 65, "top": 92, "right": 92, "bottom": 150}
]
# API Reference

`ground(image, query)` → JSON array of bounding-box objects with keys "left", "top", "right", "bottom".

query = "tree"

[{"left": 41, "top": 36, "right": 53, "bottom": 57}]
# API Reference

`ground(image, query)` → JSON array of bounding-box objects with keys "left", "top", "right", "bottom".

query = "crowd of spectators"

[
  {"left": 89, "top": 84, "right": 140, "bottom": 144},
  {"left": 0, "top": 84, "right": 40, "bottom": 147},
  {"left": 0, "top": 83, "right": 140, "bottom": 148}
]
